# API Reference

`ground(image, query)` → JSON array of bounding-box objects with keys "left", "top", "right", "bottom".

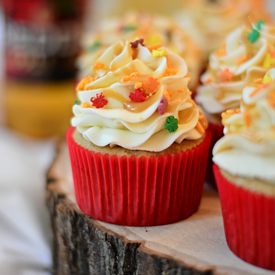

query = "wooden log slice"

[{"left": 46, "top": 142, "right": 275, "bottom": 275}]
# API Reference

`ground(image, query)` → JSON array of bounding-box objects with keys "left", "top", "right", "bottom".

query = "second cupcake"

[{"left": 213, "top": 68, "right": 275, "bottom": 270}]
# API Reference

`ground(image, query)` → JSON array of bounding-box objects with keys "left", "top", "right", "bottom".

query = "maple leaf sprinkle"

[
  {"left": 165, "top": 116, "right": 178, "bottom": 133},
  {"left": 143, "top": 76, "right": 160, "bottom": 93},
  {"left": 218, "top": 68, "right": 233, "bottom": 82},
  {"left": 90, "top": 93, "right": 108, "bottom": 108},
  {"left": 130, "top": 38, "right": 145, "bottom": 48},
  {"left": 129, "top": 89, "right": 146, "bottom": 102}
]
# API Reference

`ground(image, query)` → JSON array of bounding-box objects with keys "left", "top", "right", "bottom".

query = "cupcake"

[
  {"left": 67, "top": 40, "right": 211, "bottom": 226},
  {"left": 175, "top": 0, "right": 269, "bottom": 58},
  {"left": 77, "top": 12, "right": 203, "bottom": 90},
  {"left": 213, "top": 68, "right": 275, "bottom": 270},
  {"left": 196, "top": 20, "right": 275, "bottom": 185}
]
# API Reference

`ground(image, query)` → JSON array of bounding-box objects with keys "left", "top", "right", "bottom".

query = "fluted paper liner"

[
  {"left": 206, "top": 122, "right": 224, "bottom": 187},
  {"left": 67, "top": 127, "right": 211, "bottom": 226},
  {"left": 213, "top": 164, "right": 275, "bottom": 271}
]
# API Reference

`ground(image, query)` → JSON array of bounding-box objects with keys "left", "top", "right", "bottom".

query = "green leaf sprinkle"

[
  {"left": 123, "top": 25, "right": 137, "bottom": 32},
  {"left": 74, "top": 99, "right": 78, "bottom": 105},
  {"left": 248, "top": 29, "right": 260, "bottom": 43},
  {"left": 255, "top": 20, "right": 265, "bottom": 30},
  {"left": 88, "top": 41, "right": 102, "bottom": 53},
  {"left": 247, "top": 20, "right": 265, "bottom": 44},
  {"left": 165, "top": 116, "right": 178, "bottom": 133}
]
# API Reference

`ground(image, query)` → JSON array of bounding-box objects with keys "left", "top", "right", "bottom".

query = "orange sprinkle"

[
  {"left": 177, "top": 89, "right": 185, "bottom": 93},
  {"left": 268, "top": 91, "right": 275, "bottom": 107},
  {"left": 221, "top": 112, "right": 226, "bottom": 118},
  {"left": 215, "top": 44, "right": 226, "bottom": 57},
  {"left": 226, "top": 110, "right": 235, "bottom": 114},
  {"left": 163, "top": 91, "right": 170, "bottom": 101},
  {"left": 130, "top": 72, "right": 139, "bottom": 77},
  {"left": 82, "top": 102, "right": 90, "bottom": 108},
  {"left": 236, "top": 108, "right": 241, "bottom": 113},
  {"left": 135, "top": 82, "right": 142, "bottom": 89},
  {"left": 236, "top": 55, "right": 248, "bottom": 65},
  {"left": 249, "top": 84, "right": 269, "bottom": 98},
  {"left": 146, "top": 43, "right": 162, "bottom": 51},
  {"left": 218, "top": 68, "right": 234, "bottom": 82},
  {"left": 185, "top": 72, "right": 191, "bottom": 78},
  {"left": 76, "top": 76, "right": 94, "bottom": 91},
  {"left": 93, "top": 62, "right": 104, "bottom": 69},
  {"left": 244, "top": 111, "right": 251, "bottom": 128},
  {"left": 163, "top": 67, "right": 178, "bottom": 76},
  {"left": 253, "top": 78, "right": 263, "bottom": 83},
  {"left": 143, "top": 76, "right": 160, "bottom": 93},
  {"left": 196, "top": 121, "right": 205, "bottom": 134},
  {"left": 204, "top": 78, "right": 212, "bottom": 85},
  {"left": 168, "top": 91, "right": 173, "bottom": 96},
  {"left": 121, "top": 76, "right": 131, "bottom": 82},
  {"left": 199, "top": 114, "right": 204, "bottom": 120},
  {"left": 270, "top": 51, "right": 275, "bottom": 58}
]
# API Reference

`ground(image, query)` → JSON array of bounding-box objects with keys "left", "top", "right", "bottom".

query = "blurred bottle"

[{"left": 1, "top": 0, "right": 86, "bottom": 138}]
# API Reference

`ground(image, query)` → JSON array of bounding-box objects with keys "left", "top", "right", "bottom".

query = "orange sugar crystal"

[
  {"left": 204, "top": 78, "right": 212, "bottom": 85},
  {"left": 146, "top": 43, "right": 162, "bottom": 51},
  {"left": 121, "top": 76, "right": 131, "bottom": 82},
  {"left": 77, "top": 76, "right": 94, "bottom": 91},
  {"left": 195, "top": 121, "right": 205, "bottom": 134},
  {"left": 236, "top": 55, "right": 248, "bottom": 65},
  {"left": 93, "top": 63, "right": 104, "bottom": 69},
  {"left": 253, "top": 78, "right": 263, "bottom": 83},
  {"left": 82, "top": 102, "right": 90, "bottom": 108},
  {"left": 215, "top": 44, "right": 226, "bottom": 57},
  {"left": 130, "top": 72, "right": 139, "bottom": 77},
  {"left": 244, "top": 111, "right": 251, "bottom": 128}
]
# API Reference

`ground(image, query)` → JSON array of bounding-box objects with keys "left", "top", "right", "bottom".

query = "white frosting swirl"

[
  {"left": 196, "top": 23, "right": 275, "bottom": 115},
  {"left": 175, "top": 0, "right": 268, "bottom": 57},
  {"left": 72, "top": 41, "right": 207, "bottom": 152},
  {"left": 213, "top": 68, "right": 275, "bottom": 183},
  {"left": 77, "top": 13, "right": 202, "bottom": 89}
]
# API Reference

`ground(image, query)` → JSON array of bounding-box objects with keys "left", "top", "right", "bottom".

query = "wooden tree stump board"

[{"left": 46, "top": 142, "right": 275, "bottom": 275}]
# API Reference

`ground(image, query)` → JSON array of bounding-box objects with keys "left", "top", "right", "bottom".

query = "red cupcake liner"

[
  {"left": 206, "top": 122, "right": 224, "bottom": 187},
  {"left": 213, "top": 164, "right": 275, "bottom": 270},
  {"left": 67, "top": 127, "right": 211, "bottom": 226}
]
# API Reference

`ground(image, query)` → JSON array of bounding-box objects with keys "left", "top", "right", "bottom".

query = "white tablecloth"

[{"left": 0, "top": 127, "right": 55, "bottom": 275}]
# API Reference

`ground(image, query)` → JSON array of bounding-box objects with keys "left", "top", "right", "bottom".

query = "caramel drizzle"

[{"left": 102, "top": 88, "right": 161, "bottom": 113}]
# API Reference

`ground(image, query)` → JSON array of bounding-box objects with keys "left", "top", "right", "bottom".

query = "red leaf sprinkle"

[
  {"left": 90, "top": 92, "right": 108, "bottom": 108},
  {"left": 129, "top": 89, "right": 146, "bottom": 102}
]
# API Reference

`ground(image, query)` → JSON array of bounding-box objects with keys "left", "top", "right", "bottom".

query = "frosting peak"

[
  {"left": 213, "top": 68, "right": 275, "bottom": 183},
  {"left": 72, "top": 41, "right": 207, "bottom": 152},
  {"left": 196, "top": 21, "right": 275, "bottom": 116}
]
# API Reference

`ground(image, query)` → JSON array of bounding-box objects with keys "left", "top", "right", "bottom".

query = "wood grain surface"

[{"left": 46, "top": 142, "right": 275, "bottom": 275}]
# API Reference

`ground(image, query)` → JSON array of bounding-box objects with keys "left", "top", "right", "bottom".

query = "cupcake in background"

[
  {"left": 68, "top": 40, "right": 211, "bottom": 226},
  {"left": 213, "top": 68, "right": 275, "bottom": 270},
  {"left": 77, "top": 12, "right": 203, "bottom": 90},
  {"left": 175, "top": 0, "right": 269, "bottom": 59},
  {"left": 196, "top": 20, "right": 275, "bottom": 185}
]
